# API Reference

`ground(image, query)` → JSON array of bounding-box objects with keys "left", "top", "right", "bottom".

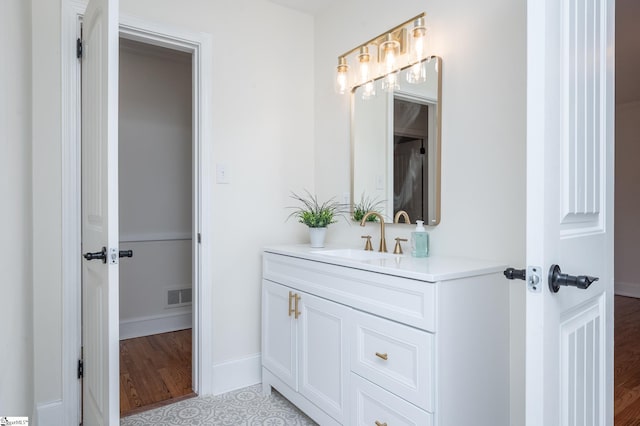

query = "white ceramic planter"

[{"left": 309, "top": 227, "right": 327, "bottom": 248}]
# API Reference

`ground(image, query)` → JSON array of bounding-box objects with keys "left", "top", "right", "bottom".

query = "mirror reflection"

[{"left": 351, "top": 57, "right": 441, "bottom": 225}]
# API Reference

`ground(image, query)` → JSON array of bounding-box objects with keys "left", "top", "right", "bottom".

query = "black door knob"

[
  {"left": 504, "top": 267, "right": 526, "bottom": 281},
  {"left": 83, "top": 247, "right": 107, "bottom": 263},
  {"left": 548, "top": 264, "right": 599, "bottom": 293}
]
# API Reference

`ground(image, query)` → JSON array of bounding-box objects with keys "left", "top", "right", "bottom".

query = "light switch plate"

[{"left": 216, "top": 163, "right": 230, "bottom": 184}]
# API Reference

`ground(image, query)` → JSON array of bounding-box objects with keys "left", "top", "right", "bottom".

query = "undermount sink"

[{"left": 311, "top": 248, "right": 400, "bottom": 261}]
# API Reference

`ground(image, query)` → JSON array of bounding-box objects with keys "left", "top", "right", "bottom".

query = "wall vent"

[{"left": 167, "top": 287, "right": 192, "bottom": 307}]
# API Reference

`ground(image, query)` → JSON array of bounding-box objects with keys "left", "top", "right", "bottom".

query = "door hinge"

[
  {"left": 76, "top": 38, "right": 83, "bottom": 59},
  {"left": 198, "top": 233, "right": 201, "bottom": 244},
  {"left": 77, "top": 359, "right": 84, "bottom": 379}
]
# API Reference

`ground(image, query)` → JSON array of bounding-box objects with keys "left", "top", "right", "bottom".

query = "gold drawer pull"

[
  {"left": 375, "top": 352, "right": 388, "bottom": 361},
  {"left": 375, "top": 421, "right": 387, "bottom": 426},
  {"left": 294, "top": 294, "right": 301, "bottom": 319},
  {"left": 288, "top": 291, "right": 295, "bottom": 317}
]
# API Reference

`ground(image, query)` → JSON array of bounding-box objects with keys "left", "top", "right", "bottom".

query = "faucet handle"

[
  {"left": 393, "top": 237, "right": 408, "bottom": 255},
  {"left": 361, "top": 235, "right": 373, "bottom": 251}
]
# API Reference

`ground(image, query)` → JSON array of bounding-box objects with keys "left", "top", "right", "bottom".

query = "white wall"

[
  {"left": 118, "top": 40, "right": 193, "bottom": 337},
  {"left": 31, "top": 0, "right": 315, "bottom": 411},
  {"left": 615, "top": 101, "right": 640, "bottom": 297},
  {"left": 115, "top": 0, "right": 315, "bottom": 364},
  {"left": 32, "top": 0, "right": 64, "bottom": 409},
  {"left": 0, "top": 0, "right": 34, "bottom": 418},
  {"left": 313, "top": 1, "right": 527, "bottom": 424}
]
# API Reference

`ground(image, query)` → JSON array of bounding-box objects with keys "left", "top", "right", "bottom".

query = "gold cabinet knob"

[{"left": 375, "top": 421, "right": 388, "bottom": 426}]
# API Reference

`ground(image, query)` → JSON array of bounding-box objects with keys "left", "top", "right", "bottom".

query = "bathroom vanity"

[{"left": 261, "top": 245, "right": 509, "bottom": 426}]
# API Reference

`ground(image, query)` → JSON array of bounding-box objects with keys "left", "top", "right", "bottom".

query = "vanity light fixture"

[
  {"left": 406, "top": 16, "right": 428, "bottom": 84},
  {"left": 334, "top": 12, "right": 431, "bottom": 97},
  {"left": 380, "top": 33, "right": 401, "bottom": 92},
  {"left": 357, "top": 46, "right": 376, "bottom": 99},
  {"left": 335, "top": 56, "right": 349, "bottom": 95}
]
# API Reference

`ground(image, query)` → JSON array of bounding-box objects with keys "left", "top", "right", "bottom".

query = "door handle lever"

[
  {"left": 83, "top": 247, "right": 107, "bottom": 263},
  {"left": 548, "top": 264, "right": 599, "bottom": 293},
  {"left": 504, "top": 267, "right": 526, "bottom": 280}
]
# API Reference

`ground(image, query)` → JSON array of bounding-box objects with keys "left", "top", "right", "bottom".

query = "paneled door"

[
  {"left": 80, "top": 0, "right": 120, "bottom": 423},
  {"left": 526, "top": 0, "right": 614, "bottom": 425}
]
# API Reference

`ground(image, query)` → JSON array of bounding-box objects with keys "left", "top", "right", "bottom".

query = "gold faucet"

[
  {"left": 360, "top": 212, "right": 387, "bottom": 252},
  {"left": 394, "top": 210, "right": 411, "bottom": 224}
]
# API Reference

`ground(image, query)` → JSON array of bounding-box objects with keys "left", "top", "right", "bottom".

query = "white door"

[
  {"left": 526, "top": 0, "right": 614, "bottom": 425},
  {"left": 81, "top": 0, "right": 120, "bottom": 424}
]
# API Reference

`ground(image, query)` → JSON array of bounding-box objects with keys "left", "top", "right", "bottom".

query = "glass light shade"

[
  {"left": 409, "top": 17, "right": 428, "bottom": 63},
  {"left": 381, "top": 71, "right": 399, "bottom": 92},
  {"left": 357, "top": 46, "right": 374, "bottom": 85},
  {"left": 361, "top": 80, "right": 376, "bottom": 100},
  {"left": 406, "top": 60, "right": 427, "bottom": 84},
  {"left": 335, "top": 57, "right": 350, "bottom": 94},
  {"left": 380, "top": 34, "right": 400, "bottom": 75}
]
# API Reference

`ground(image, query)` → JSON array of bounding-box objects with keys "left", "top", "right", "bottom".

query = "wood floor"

[
  {"left": 119, "top": 329, "right": 195, "bottom": 417},
  {"left": 616, "top": 296, "right": 640, "bottom": 425}
]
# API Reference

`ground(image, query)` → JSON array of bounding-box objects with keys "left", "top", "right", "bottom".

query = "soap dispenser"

[{"left": 411, "top": 220, "right": 429, "bottom": 258}]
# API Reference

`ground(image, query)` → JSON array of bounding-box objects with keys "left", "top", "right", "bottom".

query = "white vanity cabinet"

[
  {"left": 261, "top": 246, "right": 509, "bottom": 426},
  {"left": 262, "top": 280, "right": 350, "bottom": 425}
]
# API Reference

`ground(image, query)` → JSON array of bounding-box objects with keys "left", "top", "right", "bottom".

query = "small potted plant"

[
  {"left": 287, "top": 190, "right": 345, "bottom": 248},
  {"left": 352, "top": 193, "right": 385, "bottom": 222}
]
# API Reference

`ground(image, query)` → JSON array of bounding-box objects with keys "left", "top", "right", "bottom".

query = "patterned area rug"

[{"left": 120, "top": 384, "right": 318, "bottom": 426}]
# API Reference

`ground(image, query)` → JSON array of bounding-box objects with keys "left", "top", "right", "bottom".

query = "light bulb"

[
  {"left": 335, "top": 57, "right": 349, "bottom": 94},
  {"left": 410, "top": 17, "right": 428, "bottom": 63},
  {"left": 406, "top": 17, "right": 428, "bottom": 84},
  {"left": 357, "top": 46, "right": 373, "bottom": 85},
  {"left": 380, "top": 34, "right": 400, "bottom": 74},
  {"left": 380, "top": 33, "right": 400, "bottom": 92}
]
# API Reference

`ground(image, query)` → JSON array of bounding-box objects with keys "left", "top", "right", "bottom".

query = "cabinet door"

[
  {"left": 262, "top": 280, "right": 297, "bottom": 390},
  {"left": 297, "top": 291, "right": 350, "bottom": 423}
]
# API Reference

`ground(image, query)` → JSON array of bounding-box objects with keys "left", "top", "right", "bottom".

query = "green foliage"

[
  {"left": 287, "top": 190, "right": 345, "bottom": 228},
  {"left": 352, "top": 193, "right": 384, "bottom": 222}
]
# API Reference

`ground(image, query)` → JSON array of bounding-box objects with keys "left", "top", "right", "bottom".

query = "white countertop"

[{"left": 263, "top": 244, "right": 507, "bottom": 282}]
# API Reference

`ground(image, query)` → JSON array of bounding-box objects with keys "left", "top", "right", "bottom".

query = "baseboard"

[
  {"left": 36, "top": 399, "right": 63, "bottom": 426},
  {"left": 615, "top": 281, "right": 640, "bottom": 298},
  {"left": 120, "top": 311, "right": 192, "bottom": 340},
  {"left": 211, "top": 353, "right": 262, "bottom": 395}
]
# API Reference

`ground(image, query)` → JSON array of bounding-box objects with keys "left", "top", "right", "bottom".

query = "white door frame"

[{"left": 61, "top": 1, "right": 214, "bottom": 423}]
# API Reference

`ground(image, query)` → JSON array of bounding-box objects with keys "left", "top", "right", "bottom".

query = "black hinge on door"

[
  {"left": 76, "top": 38, "right": 83, "bottom": 59},
  {"left": 77, "top": 359, "right": 84, "bottom": 379}
]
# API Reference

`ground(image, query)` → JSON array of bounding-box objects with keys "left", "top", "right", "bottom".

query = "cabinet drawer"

[
  {"left": 351, "top": 310, "right": 433, "bottom": 412},
  {"left": 263, "top": 252, "right": 436, "bottom": 331},
  {"left": 351, "top": 373, "right": 433, "bottom": 426}
]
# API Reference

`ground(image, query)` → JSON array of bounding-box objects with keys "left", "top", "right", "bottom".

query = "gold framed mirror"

[{"left": 351, "top": 56, "right": 442, "bottom": 225}]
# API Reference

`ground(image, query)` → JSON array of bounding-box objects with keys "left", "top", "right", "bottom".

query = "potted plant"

[
  {"left": 352, "top": 193, "right": 384, "bottom": 222},
  {"left": 287, "top": 190, "right": 345, "bottom": 248}
]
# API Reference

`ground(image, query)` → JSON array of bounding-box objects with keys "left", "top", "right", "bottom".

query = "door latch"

[{"left": 504, "top": 266, "right": 542, "bottom": 293}]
